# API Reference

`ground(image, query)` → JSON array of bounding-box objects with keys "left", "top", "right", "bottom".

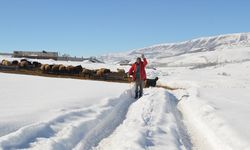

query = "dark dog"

[{"left": 145, "top": 77, "right": 159, "bottom": 88}]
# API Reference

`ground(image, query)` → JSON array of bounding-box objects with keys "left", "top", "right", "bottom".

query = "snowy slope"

[{"left": 100, "top": 32, "right": 250, "bottom": 67}]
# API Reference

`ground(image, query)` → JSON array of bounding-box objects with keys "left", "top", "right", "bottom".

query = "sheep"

[
  {"left": 66, "top": 65, "right": 74, "bottom": 74},
  {"left": 73, "top": 65, "right": 83, "bottom": 74},
  {"left": 21, "top": 59, "right": 32, "bottom": 65},
  {"left": 66, "top": 65, "right": 83, "bottom": 74},
  {"left": 96, "top": 69, "right": 103, "bottom": 77},
  {"left": 51, "top": 65, "right": 60, "bottom": 73},
  {"left": 27, "top": 61, "right": 32, "bottom": 66},
  {"left": 44, "top": 64, "right": 52, "bottom": 72},
  {"left": 117, "top": 68, "right": 125, "bottom": 74},
  {"left": 117, "top": 68, "right": 126, "bottom": 78},
  {"left": 40, "top": 64, "right": 52, "bottom": 73},
  {"left": 12, "top": 60, "right": 19, "bottom": 66},
  {"left": 59, "top": 65, "right": 66, "bottom": 73},
  {"left": 93, "top": 69, "right": 98, "bottom": 74},
  {"left": 2, "top": 60, "right": 8, "bottom": 66},
  {"left": 19, "top": 61, "right": 29, "bottom": 68},
  {"left": 32, "top": 61, "right": 42, "bottom": 68},
  {"left": 20, "top": 59, "right": 28, "bottom": 62},
  {"left": 40, "top": 64, "right": 47, "bottom": 72},
  {"left": 18, "top": 59, "right": 32, "bottom": 69},
  {"left": 145, "top": 77, "right": 159, "bottom": 88},
  {"left": 2, "top": 60, "right": 11, "bottom": 66},
  {"left": 96, "top": 68, "right": 111, "bottom": 77},
  {"left": 82, "top": 68, "right": 95, "bottom": 78},
  {"left": 46, "top": 64, "right": 52, "bottom": 71}
]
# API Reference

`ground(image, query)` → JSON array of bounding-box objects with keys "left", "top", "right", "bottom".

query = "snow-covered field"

[
  {"left": 0, "top": 73, "right": 190, "bottom": 150},
  {"left": 0, "top": 73, "right": 129, "bottom": 136},
  {"left": 1, "top": 32, "right": 250, "bottom": 150}
]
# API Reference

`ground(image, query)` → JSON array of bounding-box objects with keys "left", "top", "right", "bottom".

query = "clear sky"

[{"left": 0, "top": 0, "right": 250, "bottom": 57}]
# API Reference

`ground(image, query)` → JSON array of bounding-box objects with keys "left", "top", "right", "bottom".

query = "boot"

[
  {"left": 139, "top": 91, "right": 143, "bottom": 98},
  {"left": 135, "top": 92, "right": 138, "bottom": 99}
]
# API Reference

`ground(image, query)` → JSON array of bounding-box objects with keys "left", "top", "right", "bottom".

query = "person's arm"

[
  {"left": 141, "top": 54, "right": 147, "bottom": 66},
  {"left": 128, "top": 65, "right": 134, "bottom": 75}
]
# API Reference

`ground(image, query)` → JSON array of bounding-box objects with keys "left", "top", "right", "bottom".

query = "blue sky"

[{"left": 0, "top": 0, "right": 249, "bottom": 57}]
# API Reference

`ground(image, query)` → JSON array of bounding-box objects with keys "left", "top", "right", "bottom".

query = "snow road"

[
  {"left": 0, "top": 87, "right": 191, "bottom": 150},
  {"left": 94, "top": 88, "right": 191, "bottom": 150}
]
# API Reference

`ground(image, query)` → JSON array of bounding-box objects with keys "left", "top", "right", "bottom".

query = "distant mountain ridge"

[{"left": 100, "top": 32, "right": 250, "bottom": 67}]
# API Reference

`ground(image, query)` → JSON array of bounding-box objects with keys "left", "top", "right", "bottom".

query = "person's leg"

[
  {"left": 139, "top": 80, "right": 144, "bottom": 98},
  {"left": 135, "top": 80, "right": 139, "bottom": 98}
]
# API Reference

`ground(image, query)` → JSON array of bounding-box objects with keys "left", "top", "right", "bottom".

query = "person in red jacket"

[{"left": 128, "top": 54, "right": 147, "bottom": 99}]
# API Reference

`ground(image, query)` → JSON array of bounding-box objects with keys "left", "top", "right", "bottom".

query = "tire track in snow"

[
  {"left": 167, "top": 92, "right": 193, "bottom": 150},
  {"left": 94, "top": 88, "right": 192, "bottom": 150},
  {"left": 0, "top": 108, "right": 95, "bottom": 150},
  {"left": 0, "top": 89, "right": 135, "bottom": 150},
  {"left": 72, "top": 92, "right": 134, "bottom": 150}
]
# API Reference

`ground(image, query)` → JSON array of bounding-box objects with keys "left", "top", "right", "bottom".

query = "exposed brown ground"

[{"left": 0, "top": 68, "right": 180, "bottom": 90}]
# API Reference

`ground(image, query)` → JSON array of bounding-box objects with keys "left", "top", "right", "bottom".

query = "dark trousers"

[{"left": 135, "top": 79, "right": 144, "bottom": 98}]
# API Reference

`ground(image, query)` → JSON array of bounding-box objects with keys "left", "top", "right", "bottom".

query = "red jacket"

[{"left": 129, "top": 58, "right": 147, "bottom": 81}]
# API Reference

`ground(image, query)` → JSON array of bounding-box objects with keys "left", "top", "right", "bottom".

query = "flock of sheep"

[
  {"left": 1, "top": 59, "right": 41, "bottom": 69},
  {"left": 1, "top": 59, "right": 160, "bottom": 87},
  {"left": 0, "top": 59, "right": 127, "bottom": 80}
]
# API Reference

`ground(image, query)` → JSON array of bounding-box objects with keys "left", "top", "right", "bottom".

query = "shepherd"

[{"left": 128, "top": 54, "right": 147, "bottom": 99}]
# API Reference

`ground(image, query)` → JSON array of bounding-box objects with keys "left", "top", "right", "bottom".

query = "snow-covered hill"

[{"left": 100, "top": 33, "right": 250, "bottom": 68}]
